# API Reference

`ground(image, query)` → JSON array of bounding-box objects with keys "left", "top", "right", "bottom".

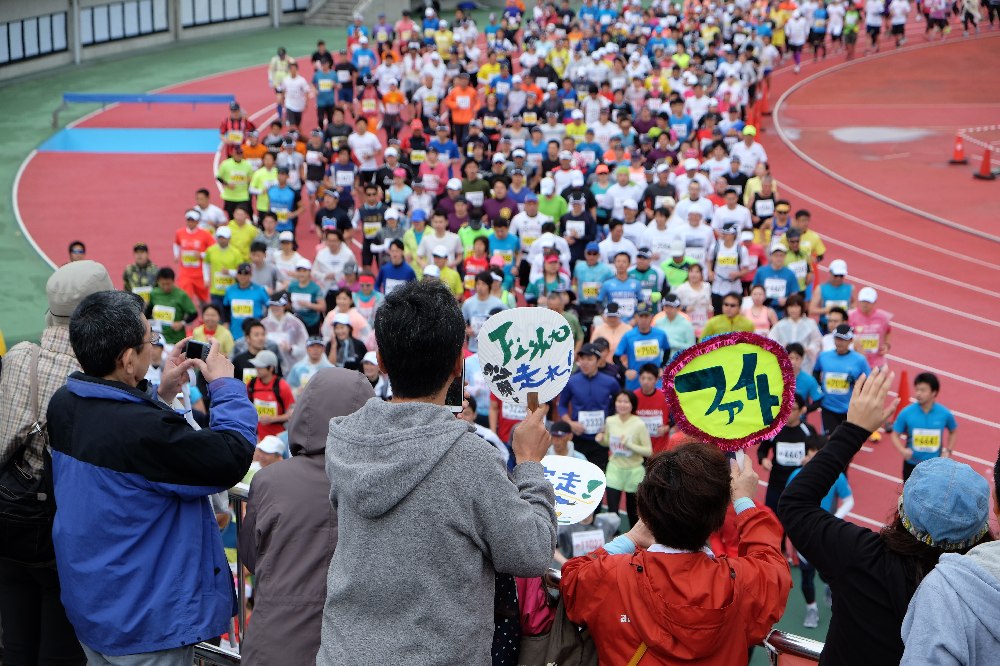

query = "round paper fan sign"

[
  {"left": 664, "top": 332, "right": 795, "bottom": 452},
  {"left": 477, "top": 307, "right": 575, "bottom": 406},
  {"left": 541, "top": 455, "right": 607, "bottom": 525}
]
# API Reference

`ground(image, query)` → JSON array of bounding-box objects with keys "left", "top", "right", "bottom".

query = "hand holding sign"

[
  {"left": 512, "top": 404, "right": 552, "bottom": 465},
  {"left": 664, "top": 332, "right": 795, "bottom": 452}
]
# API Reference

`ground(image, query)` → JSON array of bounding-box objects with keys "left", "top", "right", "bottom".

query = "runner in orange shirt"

[
  {"left": 443, "top": 72, "right": 480, "bottom": 146},
  {"left": 381, "top": 79, "right": 406, "bottom": 141},
  {"left": 173, "top": 209, "right": 215, "bottom": 308}
]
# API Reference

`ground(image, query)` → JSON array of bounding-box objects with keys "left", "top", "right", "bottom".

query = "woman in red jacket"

[{"left": 561, "top": 445, "right": 791, "bottom": 665}]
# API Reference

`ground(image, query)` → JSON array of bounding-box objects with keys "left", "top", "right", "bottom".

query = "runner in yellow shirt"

[
  {"left": 249, "top": 152, "right": 278, "bottom": 218},
  {"left": 215, "top": 146, "right": 254, "bottom": 218},
  {"left": 227, "top": 208, "right": 259, "bottom": 261},
  {"left": 204, "top": 227, "right": 244, "bottom": 314}
]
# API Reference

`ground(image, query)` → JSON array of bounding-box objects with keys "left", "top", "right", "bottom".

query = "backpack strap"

[
  {"left": 249, "top": 375, "right": 285, "bottom": 414},
  {"left": 627, "top": 642, "right": 647, "bottom": 666},
  {"left": 28, "top": 345, "right": 42, "bottom": 435}
]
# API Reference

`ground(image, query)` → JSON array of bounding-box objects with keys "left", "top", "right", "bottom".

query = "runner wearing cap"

[
  {"left": 708, "top": 222, "right": 753, "bottom": 313},
  {"left": 173, "top": 209, "right": 215, "bottom": 309},
  {"left": 653, "top": 293, "right": 696, "bottom": 358},
  {"left": 352, "top": 271, "right": 384, "bottom": 324},
  {"left": 782, "top": 230, "right": 814, "bottom": 293},
  {"left": 287, "top": 260, "right": 325, "bottom": 336},
  {"left": 223, "top": 263, "right": 270, "bottom": 340},
  {"left": 263, "top": 293, "right": 309, "bottom": 373},
  {"left": 599, "top": 252, "right": 645, "bottom": 324},
  {"left": 219, "top": 101, "right": 255, "bottom": 159},
  {"left": 558, "top": 343, "right": 622, "bottom": 472},
  {"left": 628, "top": 248, "right": 665, "bottom": 305},
  {"left": 462, "top": 272, "right": 507, "bottom": 353},
  {"left": 274, "top": 231, "right": 306, "bottom": 282},
  {"left": 813, "top": 325, "right": 871, "bottom": 434},
  {"left": 123, "top": 243, "right": 159, "bottom": 304},
  {"left": 204, "top": 227, "right": 244, "bottom": 317},
  {"left": 351, "top": 184, "right": 388, "bottom": 269},
  {"left": 810, "top": 259, "right": 855, "bottom": 331},
  {"left": 848, "top": 287, "right": 893, "bottom": 370},
  {"left": 267, "top": 168, "right": 303, "bottom": 235},
  {"left": 752, "top": 245, "right": 801, "bottom": 317},
  {"left": 615, "top": 302, "right": 669, "bottom": 391},
  {"left": 247, "top": 350, "right": 296, "bottom": 441},
  {"left": 416, "top": 210, "right": 462, "bottom": 271}
]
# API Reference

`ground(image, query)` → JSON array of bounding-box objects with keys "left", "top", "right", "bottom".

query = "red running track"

[{"left": 16, "top": 23, "right": 1000, "bottom": 530}]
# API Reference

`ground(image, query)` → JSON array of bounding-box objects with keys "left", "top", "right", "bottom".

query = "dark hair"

[
  {"left": 69, "top": 291, "right": 146, "bottom": 377},
  {"left": 156, "top": 267, "right": 175, "bottom": 281},
  {"left": 202, "top": 304, "right": 221, "bottom": 317},
  {"left": 914, "top": 372, "right": 940, "bottom": 394},
  {"left": 250, "top": 241, "right": 268, "bottom": 254},
  {"left": 785, "top": 293, "right": 806, "bottom": 312},
  {"left": 880, "top": 515, "right": 992, "bottom": 587},
  {"left": 638, "top": 443, "right": 732, "bottom": 551},
  {"left": 374, "top": 280, "right": 465, "bottom": 399},
  {"left": 805, "top": 433, "right": 827, "bottom": 453},
  {"left": 196, "top": 188, "right": 210, "bottom": 197},
  {"left": 794, "top": 209, "right": 811, "bottom": 219},
  {"left": 638, "top": 363, "right": 660, "bottom": 378},
  {"left": 722, "top": 291, "right": 742, "bottom": 305},
  {"left": 475, "top": 270, "right": 494, "bottom": 288},
  {"left": 69, "top": 240, "right": 86, "bottom": 253},
  {"left": 541, "top": 221, "right": 556, "bottom": 234},
  {"left": 827, "top": 306, "right": 848, "bottom": 321},
  {"left": 785, "top": 342, "right": 805, "bottom": 358},
  {"left": 324, "top": 228, "right": 344, "bottom": 240},
  {"left": 242, "top": 317, "right": 263, "bottom": 336},
  {"left": 613, "top": 390, "right": 638, "bottom": 414}
]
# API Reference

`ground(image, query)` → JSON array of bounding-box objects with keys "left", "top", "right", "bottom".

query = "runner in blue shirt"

[
  {"left": 752, "top": 246, "right": 801, "bottom": 317},
  {"left": 312, "top": 62, "right": 338, "bottom": 128},
  {"left": 813, "top": 325, "right": 871, "bottom": 434},
  {"left": 786, "top": 342, "right": 824, "bottom": 413},
  {"left": 891, "top": 372, "right": 959, "bottom": 481},
  {"left": 267, "top": 169, "right": 301, "bottom": 234},
  {"left": 223, "top": 263, "right": 270, "bottom": 340},
  {"left": 615, "top": 303, "right": 669, "bottom": 391},
  {"left": 666, "top": 98, "right": 694, "bottom": 142},
  {"left": 375, "top": 240, "right": 417, "bottom": 294},
  {"left": 486, "top": 220, "right": 521, "bottom": 288},
  {"left": 558, "top": 344, "right": 621, "bottom": 472},
  {"left": 598, "top": 252, "right": 645, "bottom": 324},
  {"left": 350, "top": 40, "right": 378, "bottom": 78}
]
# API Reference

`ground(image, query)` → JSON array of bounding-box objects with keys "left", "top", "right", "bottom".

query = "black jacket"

[{"left": 777, "top": 422, "right": 914, "bottom": 665}]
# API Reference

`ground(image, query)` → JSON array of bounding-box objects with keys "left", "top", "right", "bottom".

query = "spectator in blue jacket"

[{"left": 46, "top": 290, "right": 257, "bottom": 665}]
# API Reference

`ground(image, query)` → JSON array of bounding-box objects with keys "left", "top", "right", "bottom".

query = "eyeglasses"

[
  {"left": 585, "top": 250, "right": 599, "bottom": 255},
  {"left": 145, "top": 333, "right": 163, "bottom": 346}
]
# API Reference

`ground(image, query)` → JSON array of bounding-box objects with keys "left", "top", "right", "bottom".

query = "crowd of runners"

[{"left": 2, "top": 0, "right": 998, "bottom": 664}]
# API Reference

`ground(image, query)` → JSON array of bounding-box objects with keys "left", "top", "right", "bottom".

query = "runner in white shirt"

[
  {"left": 194, "top": 190, "right": 227, "bottom": 231},
  {"left": 278, "top": 63, "right": 313, "bottom": 126},
  {"left": 729, "top": 127, "right": 769, "bottom": 176},
  {"left": 312, "top": 230, "right": 356, "bottom": 293},
  {"left": 670, "top": 182, "right": 716, "bottom": 231},
  {"left": 888, "top": 0, "right": 910, "bottom": 46},
  {"left": 785, "top": 11, "right": 811, "bottom": 72},
  {"left": 711, "top": 188, "right": 754, "bottom": 235},
  {"left": 670, "top": 210, "right": 717, "bottom": 271},
  {"left": 598, "top": 221, "right": 639, "bottom": 265},
  {"left": 865, "top": 0, "right": 886, "bottom": 52},
  {"left": 509, "top": 195, "right": 552, "bottom": 253},
  {"left": 683, "top": 85, "right": 712, "bottom": 126},
  {"left": 827, "top": 1, "right": 846, "bottom": 49},
  {"left": 347, "top": 119, "right": 383, "bottom": 179},
  {"left": 702, "top": 144, "right": 732, "bottom": 184},
  {"left": 673, "top": 161, "right": 713, "bottom": 197},
  {"left": 604, "top": 169, "right": 647, "bottom": 220}
]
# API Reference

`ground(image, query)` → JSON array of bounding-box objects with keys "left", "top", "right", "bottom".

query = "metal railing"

[{"left": 194, "top": 490, "right": 822, "bottom": 665}]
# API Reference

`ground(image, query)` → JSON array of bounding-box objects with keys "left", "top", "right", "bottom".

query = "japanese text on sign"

[{"left": 540, "top": 455, "right": 607, "bottom": 525}]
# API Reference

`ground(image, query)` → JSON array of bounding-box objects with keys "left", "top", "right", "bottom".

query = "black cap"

[
  {"left": 550, "top": 421, "right": 572, "bottom": 435},
  {"left": 785, "top": 228, "right": 802, "bottom": 240},
  {"left": 833, "top": 324, "right": 854, "bottom": 340},
  {"left": 236, "top": 262, "right": 253, "bottom": 274},
  {"left": 578, "top": 343, "right": 602, "bottom": 357},
  {"left": 277, "top": 166, "right": 290, "bottom": 174},
  {"left": 229, "top": 101, "right": 240, "bottom": 111},
  {"left": 133, "top": 242, "right": 148, "bottom": 252}
]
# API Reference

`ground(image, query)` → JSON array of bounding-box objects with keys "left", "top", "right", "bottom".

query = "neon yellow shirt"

[
  {"left": 434, "top": 30, "right": 454, "bottom": 55},
  {"left": 203, "top": 244, "right": 244, "bottom": 296},
  {"left": 480, "top": 62, "right": 501, "bottom": 86},
  {"left": 439, "top": 265, "right": 463, "bottom": 297},
  {"left": 216, "top": 158, "right": 254, "bottom": 203},
  {"left": 565, "top": 121, "right": 589, "bottom": 145},
  {"left": 250, "top": 166, "right": 278, "bottom": 211},
  {"left": 548, "top": 48, "right": 570, "bottom": 77},
  {"left": 227, "top": 221, "right": 259, "bottom": 262}
]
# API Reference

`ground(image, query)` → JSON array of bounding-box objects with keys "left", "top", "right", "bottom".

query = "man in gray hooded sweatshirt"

[
  {"left": 317, "top": 279, "right": 557, "bottom": 666},
  {"left": 900, "top": 451, "right": 1000, "bottom": 665}
]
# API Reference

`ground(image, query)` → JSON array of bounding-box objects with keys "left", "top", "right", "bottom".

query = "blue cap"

[
  {"left": 585, "top": 241, "right": 600, "bottom": 252},
  {"left": 412, "top": 210, "right": 427, "bottom": 222},
  {"left": 899, "top": 457, "right": 990, "bottom": 551},
  {"left": 524, "top": 193, "right": 538, "bottom": 202}
]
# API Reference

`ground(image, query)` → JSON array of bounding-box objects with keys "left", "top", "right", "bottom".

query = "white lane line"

[
  {"left": 953, "top": 451, "right": 998, "bottom": 467},
  {"left": 771, "top": 32, "right": 1000, "bottom": 243},
  {"left": 847, "top": 512, "right": 886, "bottom": 529},
  {"left": 885, "top": 355, "right": 1000, "bottom": 393},
  {"left": 780, "top": 183, "right": 1000, "bottom": 271},
  {"left": 890, "top": 321, "right": 1000, "bottom": 360},
  {"left": 816, "top": 265, "right": 1000, "bottom": 328}
]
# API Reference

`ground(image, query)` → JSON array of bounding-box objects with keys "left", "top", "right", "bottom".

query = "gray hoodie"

[
  {"left": 317, "top": 397, "right": 557, "bottom": 666},
  {"left": 901, "top": 540, "right": 1000, "bottom": 665}
]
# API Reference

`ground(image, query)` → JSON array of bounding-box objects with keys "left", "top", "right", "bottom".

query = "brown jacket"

[{"left": 238, "top": 368, "right": 374, "bottom": 665}]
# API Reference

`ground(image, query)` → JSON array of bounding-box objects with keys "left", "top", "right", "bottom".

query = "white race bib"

[
  {"left": 504, "top": 401, "right": 528, "bottom": 421},
  {"left": 579, "top": 410, "right": 605, "bottom": 435},
  {"left": 775, "top": 441, "right": 806, "bottom": 467},
  {"left": 639, "top": 415, "right": 662, "bottom": 437},
  {"left": 764, "top": 277, "right": 787, "bottom": 300},
  {"left": 609, "top": 435, "right": 629, "bottom": 456},
  {"left": 231, "top": 299, "right": 254, "bottom": 318},
  {"left": 565, "top": 220, "right": 585, "bottom": 238},
  {"left": 910, "top": 428, "right": 942, "bottom": 453},
  {"left": 254, "top": 398, "right": 278, "bottom": 417},
  {"left": 633, "top": 339, "right": 660, "bottom": 360},
  {"left": 290, "top": 292, "right": 312, "bottom": 310},
  {"left": 571, "top": 529, "right": 606, "bottom": 557}
]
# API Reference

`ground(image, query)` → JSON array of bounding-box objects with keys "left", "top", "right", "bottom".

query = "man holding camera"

[{"left": 46, "top": 290, "right": 257, "bottom": 665}]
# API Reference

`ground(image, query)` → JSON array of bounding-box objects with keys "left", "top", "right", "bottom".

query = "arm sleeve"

[
  {"left": 561, "top": 547, "right": 622, "bottom": 628},
  {"left": 730, "top": 508, "right": 794, "bottom": 645},
  {"left": 777, "top": 422, "right": 878, "bottom": 579},
  {"left": 628, "top": 420, "right": 652, "bottom": 457},
  {"left": 474, "top": 457, "right": 558, "bottom": 577}
]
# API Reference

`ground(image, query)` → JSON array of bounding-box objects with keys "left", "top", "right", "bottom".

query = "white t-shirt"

[
  {"left": 510, "top": 212, "right": 552, "bottom": 253},
  {"left": 888, "top": 0, "right": 910, "bottom": 23},
  {"left": 416, "top": 231, "right": 463, "bottom": 266},
  {"left": 827, "top": 3, "right": 846, "bottom": 31},
  {"left": 672, "top": 196, "right": 716, "bottom": 227},
  {"left": 313, "top": 245, "right": 356, "bottom": 292},
  {"left": 865, "top": 0, "right": 886, "bottom": 25},
  {"left": 347, "top": 131, "right": 383, "bottom": 172},
  {"left": 645, "top": 223, "right": 675, "bottom": 262},
  {"left": 670, "top": 223, "right": 717, "bottom": 271},
  {"left": 598, "top": 236, "right": 638, "bottom": 265},
  {"left": 729, "top": 141, "right": 769, "bottom": 177},
  {"left": 280, "top": 75, "right": 312, "bottom": 113},
  {"left": 195, "top": 203, "right": 227, "bottom": 231},
  {"left": 711, "top": 204, "right": 754, "bottom": 234},
  {"left": 683, "top": 94, "right": 712, "bottom": 126},
  {"left": 604, "top": 182, "right": 646, "bottom": 220}
]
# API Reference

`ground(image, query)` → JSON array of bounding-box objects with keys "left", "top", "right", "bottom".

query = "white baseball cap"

[
  {"left": 332, "top": 313, "right": 351, "bottom": 326},
  {"left": 829, "top": 259, "right": 848, "bottom": 276},
  {"left": 432, "top": 244, "right": 449, "bottom": 258},
  {"left": 385, "top": 208, "right": 400, "bottom": 220},
  {"left": 571, "top": 109, "right": 584, "bottom": 119},
  {"left": 215, "top": 226, "right": 231, "bottom": 238},
  {"left": 683, "top": 157, "right": 700, "bottom": 171},
  {"left": 623, "top": 198, "right": 639, "bottom": 210},
  {"left": 362, "top": 351, "right": 379, "bottom": 366},
  {"left": 446, "top": 178, "right": 462, "bottom": 191},
  {"left": 669, "top": 239, "right": 686, "bottom": 256},
  {"left": 279, "top": 230, "right": 295, "bottom": 242},
  {"left": 423, "top": 264, "right": 441, "bottom": 277},
  {"left": 256, "top": 435, "right": 285, "bottom": 455},
  {"left": 295, "top": 259, "right": 312, "bottom": 271},
  {"left": 540, "top": 177, "right": 555, "bottom": 195},
  {"left": 858, "top": 286, "right": 878, "bottom": 303},
  {"left": 384, "top": 147, "right": 399, "bottom": 158}
]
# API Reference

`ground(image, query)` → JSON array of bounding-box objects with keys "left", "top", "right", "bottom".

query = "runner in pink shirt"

[{"left": 848, "top": 286, "right": 893, "bottom": 368}]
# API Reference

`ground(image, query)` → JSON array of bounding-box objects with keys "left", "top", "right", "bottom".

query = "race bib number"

[
  {"left": 615, "top": 297, "right": 636, "bottom": 318},
  {"left": 318, "top": 79, "right": 334, "bottom": 92},
  {"left": 254, "top": 399, "right": 278, "bottom": 417},
  {"left": 274, "top": 208, "right": 290, "bottom": 223},
  {"left": 582, "top": 281, "right": 600, "bottom": 299},
  {"left": 536, "top": 77, "right": 549, "bottom": 89},
  {"left": 857, "top": 333, "right": 880, "bottom": 352},
  {"left": 910, "top": 428, "right": 942, "bottom": 453},
  {"left": 457, "top": 95, "right": 471, "bottom": 109},
  {"left": 789, "top": 260, "right": 808, "bottom": 282},
  {"left": 465, "top": 191, "right": 485, "bottom": 208},
  {"left": 654, "top": 195, "right": 671, "bottom": 210},
  {"left": 464, "top": 273, "right": 477, "bottom": 291},
  {"left": 213, "top": 271, "right": 235, "bottom": 291},
  {"left": 226, "top": 130, "right": 243, "bottom": 144},
  {"left": 764, "top": 277, "right": 787, "bottom": 300},
  {"left": 565, "top": 220, "right": 585, "bottom": 238},
  {"left": 357, "top": 55, "right": 371, "bottom": 68},
  {"left": 498, "top": 250, "right": 514, "bottom": 265},
  {"left": 687, "top": 247, "right": 706, "bottom": 264},
  {"left": 717, "top": 255, "right": 738, "bottom": 266},
  {"left": 290, "top": 292, "right": 313, "bottom": 310},
  {"left": 522, "top": 235, "right": 537, "bottom": 248},
  {"left": 376, "top": 29, "right": 389, "bottom": 42},
  {"left": 362, "top": 99, "right": 377, "bottom": 113},
  {"left": 826, "top": 299, "right": 849, "bottom": 310},
  {"left": 775, "top": 441, "right": 806, "bottom": 467},
  {"left": 562, "top": 98, "right": 575, "bottom": 109},
  {"left": 151, "top": 305, "right": 175, "bottom": 323},
  {"left": 306, "top": 150, "right": 324, "bottom": 166},
  {"left": 640, "top": 415, "right": 662, "bottom": 437},
  {"left": 181, "top": 250, "right": 201, "bottom": 268},
  {"left": 755, "top": 199, "right": 775, "bottom": 217},
  {"left": 522, "top": 112, "right": 538, "bottom": 125},
  {"left": 633, "top": 339, "right": 660, "bottom": 360},
  {"left": 581, "top": 150, "right": 596, "bottom": 164},
  {"left": 571, "top": 529, "right": 606, "bottom": 557},
  {"left": 483, "top": 116, "right": 499, "bottom": 129},
  {"left": 231, "top": 299, "right": 254, "bottom": 318},
  {"left": 579, "top": 410, "right": 605, "bottom": 435},
  {"left": 132, "top": 285, "right": 152, "bottom": 302},
  {"left": 470, "top": 315, "right": 487, "bottom": 335},
  {"left": 385, "top": 278, "right": 405, "bottom": 295},
  {"left": 504, "top": 401, "right": 528, "bottom": 421},
  {"left": 410, "top": 149, "right": 426, "bottom": 164},
  {"left": 363, "top": 221, "right": 382, "bottom": 238},
  {"left": 335, "top": 170, "right": 354, "bottom": 186},
  {"left": 824, "top": 372, "right": 851, "bottom": 395},
  {"left": 609, "top": 435, "right": 629, "bottom": 456},
  {"left": 337, "top": 70, "right": 350, "bottom": 83}
]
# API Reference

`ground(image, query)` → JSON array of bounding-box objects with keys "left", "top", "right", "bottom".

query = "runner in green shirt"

[
  {"left": 249, "top": 152, "right": 279, "bottom": 216},
  {"left": 215, "top": 145, "right": 254, "bottom": 217},
  {"left": 146, "top": 268, "right": 198, "bottom": 345}
]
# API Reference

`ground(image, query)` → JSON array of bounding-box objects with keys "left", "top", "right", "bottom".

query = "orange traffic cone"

[
  {"left": 974, "top": 148, "right": 998, "bottom": 180},
  {"left": 893, "top": 370, "right": 910, "bottom": 421},
  {"left": 949, "top": 133, "right": 967, "bottom": 164},
  {"left": 760, "top": 81, "right": 771, "bottom": 116}
]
